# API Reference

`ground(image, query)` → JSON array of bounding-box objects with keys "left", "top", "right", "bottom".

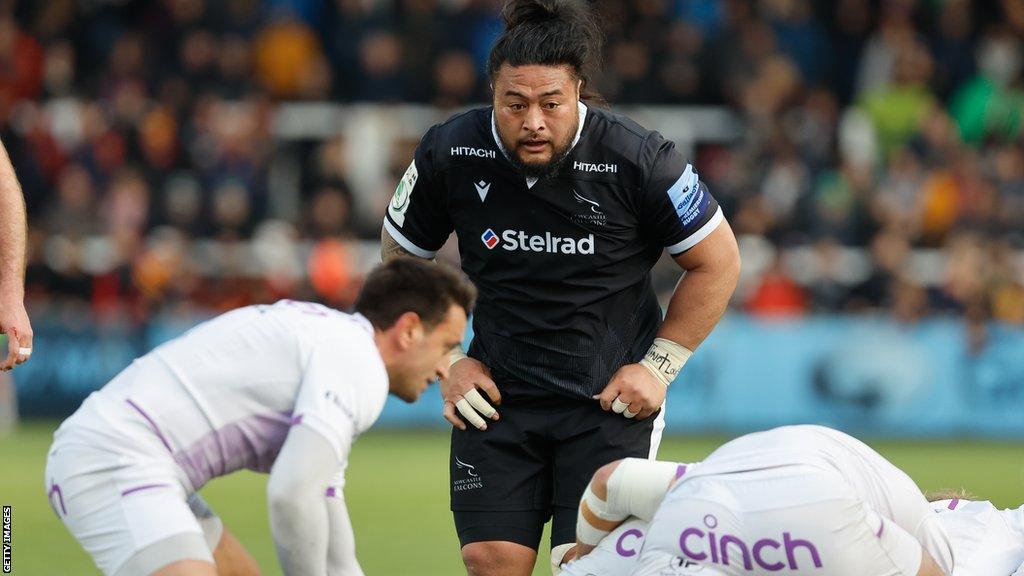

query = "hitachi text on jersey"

[
  {"left": 573, "top": 161, "right": 618, "bottom": 173},
  {"left": 451, "top": 147, "right": 497, "bottom": 158}
]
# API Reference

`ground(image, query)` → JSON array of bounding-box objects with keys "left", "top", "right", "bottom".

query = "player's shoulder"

[
  {"left": 420, "top": 107, "right": 498, "bottom": 166},
  {"left": 578, "top": 106, "right": 677, "bottom": 178},
  {"left": 270, "top": 301, "right": 375, "bottom": 345}
]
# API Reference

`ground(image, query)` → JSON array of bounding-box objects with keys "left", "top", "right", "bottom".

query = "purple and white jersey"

[
  {"left": 52, "top": 300, "right": 388, "bottom": 492},
  {"left": 561, "top": 512, "right": 720, "bottom": 576},
  {"left": 932, "top": 498, "right": 1024, "bottom": 575},
  {"left": 672, "top": 425, "right": 941, "bottom": 537},
  {"left": 646, "top": 425, "right": 955, "bottom": 575}
]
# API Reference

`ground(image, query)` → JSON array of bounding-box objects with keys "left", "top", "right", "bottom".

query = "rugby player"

[
  {"left": 380, "top": 0, "right": 740, "bottom": 572},
  {"left": 560, "top": 496, "right": 1024, "bottom": 576},
  {"left": 44, "top": 258, "right": 475, "bottom": 576},
  {"left": 570, "top": 425, "right": 958, "bottom": 575}
]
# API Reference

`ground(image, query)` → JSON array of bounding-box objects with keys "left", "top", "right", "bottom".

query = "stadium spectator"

[{"left": 0, "top": 0, "right": 1023, "bottom": 329}]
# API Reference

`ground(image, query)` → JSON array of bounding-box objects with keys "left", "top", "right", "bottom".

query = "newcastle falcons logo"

[
  {"left": 571, "top": 189, "right": 607, "bottom": 226},
  {"left": 573, "top": 190, "right": 604, "bottom": 215}
]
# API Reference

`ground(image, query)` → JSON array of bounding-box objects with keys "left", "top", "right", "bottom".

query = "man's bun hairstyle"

[{"left": 487, "top": 0, "right": 603, "bottom": 93}]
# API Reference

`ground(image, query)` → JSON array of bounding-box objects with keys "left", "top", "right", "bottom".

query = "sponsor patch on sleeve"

[
  {"left": 387, "top": 160, "right": 419, "bottom": 227},
  {"left": 665, "top": 165, "right": 710, "bottom": 228}
]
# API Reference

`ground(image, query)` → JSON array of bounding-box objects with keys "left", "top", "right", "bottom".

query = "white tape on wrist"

[
  {"left": 639, "top": 338, "right": 692, "bottom": 387},
  {"left": 449, "top": 347, "right": 468, "bottom": 368}
]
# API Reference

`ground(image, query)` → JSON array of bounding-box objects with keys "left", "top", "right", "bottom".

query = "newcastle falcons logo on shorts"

[
  {"left": 454, "top": 455, "right": 478, "bottom": 477},
  {"left": 453, "top": 455, "right": 484, "bottom": 492}
]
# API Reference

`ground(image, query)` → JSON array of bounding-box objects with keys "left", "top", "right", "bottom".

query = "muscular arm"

[
  {"left": 0, "top": 139, "right": 25, "bottom": 293},
  {"left": 659, "top": 218, "right": 740, "bottom": 349},
  {"left": 0, "top": 138, "right": 32, "bottom": 369},
  {"left": 267, "top": 425, "right": 345, "bottom": 575}
]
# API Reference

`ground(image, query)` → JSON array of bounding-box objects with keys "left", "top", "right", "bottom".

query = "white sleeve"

[
  {"left": 327, "top": 495, "right": 364, "bottom": 576},
  {"left": 292, "top": 341, "right": 376, "bottom": 461},
  {"left": 186, "top": 493, "right": 224, "bottom": 552},
  {"left": 267, "top": 424, "right": 343, "bottom": 575}
]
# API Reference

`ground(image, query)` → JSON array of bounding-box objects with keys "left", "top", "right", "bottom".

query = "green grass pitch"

[{"left": 2, "top": 421, "right": 1023, "bottom": 575}]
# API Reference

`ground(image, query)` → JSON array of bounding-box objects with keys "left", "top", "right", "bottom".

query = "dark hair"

[
  {"left": 487, "top": 0, "right": 603, "bottom": 96},
  {"left": 355, "top": 258, "right": 476, "bottom": 329}
]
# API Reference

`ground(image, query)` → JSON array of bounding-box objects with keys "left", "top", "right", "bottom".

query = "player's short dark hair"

[
  {"left": 355, "top": 258, "right": 476, "bottom": 330},
  {"left": 487, "top": 0, "right": 603, "bottom": 93}
]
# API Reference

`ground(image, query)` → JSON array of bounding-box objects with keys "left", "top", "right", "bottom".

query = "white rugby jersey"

[
  {"left": 932, "top": 498, "right": 1024, "bottom": 575},
  {"left": 660, "top": 425, "right": 954, "bottom": 572},
  {"left": 561, "top": 512, "right": 715, "bottom": 576},
  {"left": 53, "top": 300, "right": 388, "bottom": 492},
  {"left": 674, "top": 426, "right": 932, "bottom": 526}
]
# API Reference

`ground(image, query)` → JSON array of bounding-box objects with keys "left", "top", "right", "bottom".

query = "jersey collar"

[
  {"left": 351, "top": 312, "right": 374, "bottom": 336},
  {"left": 490, "top": 101, "right": 588, "bottom": 188}
]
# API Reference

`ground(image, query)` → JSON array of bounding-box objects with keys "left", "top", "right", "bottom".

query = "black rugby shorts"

[{"left": 450, "top": 381, "right": 661, "bottom": 550}]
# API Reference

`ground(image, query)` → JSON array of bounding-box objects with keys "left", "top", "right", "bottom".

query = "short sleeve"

[
  {"left": 383, "top": 126, "right": 453, "bottom": 258},
  {"left": 291, "top": 341, "right": 386, "bottom": 462},
  {"left": 639, "top": 132, "right": 723, "bottom": 255}
]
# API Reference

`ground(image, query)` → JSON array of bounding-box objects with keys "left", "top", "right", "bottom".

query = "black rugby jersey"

[{"left": 383, "top": 103, "right": 722, "bottom": 398}]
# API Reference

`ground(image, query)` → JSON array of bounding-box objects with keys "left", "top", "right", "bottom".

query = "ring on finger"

[{"left": 623, "top": 407, "right": 640, "bottom": 418}]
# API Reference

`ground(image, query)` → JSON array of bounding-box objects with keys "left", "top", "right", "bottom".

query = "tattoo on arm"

[{"left": 381, "top": 228, "right": 430, "bottom": 262}]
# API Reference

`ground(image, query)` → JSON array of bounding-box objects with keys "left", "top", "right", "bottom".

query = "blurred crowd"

[{"left": 1, "top": 0, "right": 1023, "bottom": 327}]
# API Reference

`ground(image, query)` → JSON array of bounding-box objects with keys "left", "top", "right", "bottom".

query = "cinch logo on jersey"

[
  {"left": 451, "top": 146, "right": 497, "bottom": 158},
  {"left": 574, "top": 161, "right": 618, "bottom": 173},
  {"left": 678, "top": 515, "right": 822, "bottom": 571},
  {"left": 481, "top": 228, "right": 596, "bottom": 254},
  {"left": 616, "top": 528, "right": 644, "bottom": 558}
]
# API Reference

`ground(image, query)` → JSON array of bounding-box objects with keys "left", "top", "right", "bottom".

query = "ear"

[{"left": 393, "top": 311, "right": 423, "bottom": 351}]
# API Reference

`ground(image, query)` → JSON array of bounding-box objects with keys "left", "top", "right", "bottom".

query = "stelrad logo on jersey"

[{"left": 481, "top": 228, "right": 595, "bottom": 255}]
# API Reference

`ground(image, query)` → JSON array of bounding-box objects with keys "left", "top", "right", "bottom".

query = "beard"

[{"left": 500, "top": 118, "right": 578, "bottom": 180}]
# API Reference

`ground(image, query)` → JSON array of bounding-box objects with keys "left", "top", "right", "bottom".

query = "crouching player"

[
  {"left": 560, "top": 496, "right": 1024, "bottom": 576},
  {"left": 566, "top": 425, "right": 957, "bottom": 576},
  {"left": 45, "top": 258, "right": 475, "bottom": 576}
]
